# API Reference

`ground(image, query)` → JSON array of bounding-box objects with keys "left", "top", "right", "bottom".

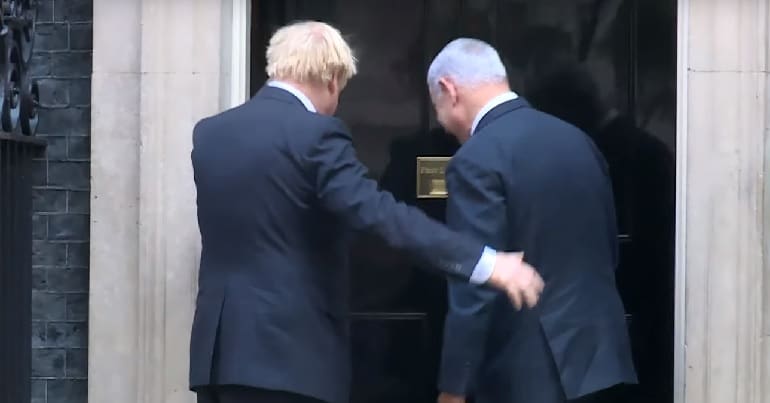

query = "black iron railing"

[
  {"left": 0, "top": 134, "right": 43, "bottom": 403},
  {"left": 0, "top": 1, "right": 41, "bottom": 403}
]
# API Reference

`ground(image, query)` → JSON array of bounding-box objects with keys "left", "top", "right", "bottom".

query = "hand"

[
  {"left": 487, "top": 252, "right": 544, "bottom": 309},
  {"left": 438, "top": 392, "right": 466, "bottom": 403}
]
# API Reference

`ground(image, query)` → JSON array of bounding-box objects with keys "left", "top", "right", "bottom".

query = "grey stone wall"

[{"left": 30, "top": 1, "right": 92, "bottom": 402}]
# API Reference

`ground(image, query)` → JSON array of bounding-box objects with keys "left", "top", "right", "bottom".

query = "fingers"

[
  {"left": 534, "top": 272, "right": 545, "bottom": 294},
  {"left": 488, "top": 252, "right": 545, "bottom": 310},
  {"left": 522, "top": 284, "right": 539, "bottom": 308},
  {"left": 511, "top": 264, "right": 544, "bottom": 310},
  {"left": 509, "top": 288, "right": 523, "bottom": 310},
  {"left": 523, "top": 263, "right": 544, "bottom": 296},
  {"left": 524, "top": 266, "right": 544, "bottom": 309}
]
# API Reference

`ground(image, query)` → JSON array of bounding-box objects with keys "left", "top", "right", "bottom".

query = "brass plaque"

[{"left": 416, "top": 156, "right": 451, "bottom": 199}]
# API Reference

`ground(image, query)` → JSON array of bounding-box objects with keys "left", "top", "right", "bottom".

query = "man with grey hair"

[{"left": 429, "top": 38, "right": 637, "bottom": 403}]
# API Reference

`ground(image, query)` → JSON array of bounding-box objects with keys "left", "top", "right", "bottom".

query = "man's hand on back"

[{"left": 487, "top": 252, "right": 544, "bottom": 309}]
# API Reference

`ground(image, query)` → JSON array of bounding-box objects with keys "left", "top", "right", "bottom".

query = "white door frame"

[
  {"left": 673, "top": 0, "right": 688, "bottom": 401},
  {"left": 225, "top": 0, "right": 252, "bottom": 107}
]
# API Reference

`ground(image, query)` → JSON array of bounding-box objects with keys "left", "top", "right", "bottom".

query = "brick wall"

[{"left": 29, "top": 1, "right": 92, "bottom": 402}]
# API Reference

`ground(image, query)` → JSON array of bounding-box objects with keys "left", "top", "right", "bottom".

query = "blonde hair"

[{"left": 266, "top": 21, "right": 357, "bottom": 85}]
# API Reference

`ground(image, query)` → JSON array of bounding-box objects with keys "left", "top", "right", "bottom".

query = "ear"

[
  {"left": 438, "top": 77, "right": 459, "bottom": 106},
  {"left": 327, "top": 77, "right": 339, "bottom": 95}
]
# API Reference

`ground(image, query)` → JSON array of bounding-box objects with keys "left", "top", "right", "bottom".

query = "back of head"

[
  {"left": 266, "top": 21, "right": 357, "bottom": 86},
  {"left": 427, "top": 38, "right": 508, "bottom": 95}
]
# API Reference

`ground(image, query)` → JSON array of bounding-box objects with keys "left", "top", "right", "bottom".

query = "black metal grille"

[
  {"left": 0, "top": 134, "right": 42, "bottom": 403},
  {"left": 0, "top": 1, "right": 42, "bottom": 402}
]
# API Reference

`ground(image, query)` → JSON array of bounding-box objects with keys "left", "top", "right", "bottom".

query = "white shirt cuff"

[{"left": 469, "top": 246, "right": 496, "bottom": 284}]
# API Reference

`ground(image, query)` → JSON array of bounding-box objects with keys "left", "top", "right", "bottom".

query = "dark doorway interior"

[{"left": 250, "top": 1, "right": 676, "bottom": 402}]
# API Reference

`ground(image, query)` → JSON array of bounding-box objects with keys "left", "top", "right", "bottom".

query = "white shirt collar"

[
  {"left": 470, "top": 91, "right": 519, "bottom": 136},
  {"left": 267, "top": 80, "right": 317, "bottom": 113}
]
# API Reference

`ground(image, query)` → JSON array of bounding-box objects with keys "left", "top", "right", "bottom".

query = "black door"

[{"left": 250, "top": 1, "right": 676, "bottom": 402}]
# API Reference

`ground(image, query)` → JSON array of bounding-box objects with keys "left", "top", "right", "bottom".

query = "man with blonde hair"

[{"left": 189, "top": 22, "right": 544, "bottom": 403}]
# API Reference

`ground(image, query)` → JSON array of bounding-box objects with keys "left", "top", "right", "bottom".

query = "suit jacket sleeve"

[
  {"left": 306, "top": 119, "right": 484, "bottom": 280},
  {"left": 438, "top": 153, "right": 507, "bottom": 395}
]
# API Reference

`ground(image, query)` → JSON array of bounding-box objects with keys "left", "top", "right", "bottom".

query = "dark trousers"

[
  {"left": 196, "top": 386, "right": 327, "bottom": 403},
  {"left": 570, "top": 385, "right": 626, "bottom": 403}
]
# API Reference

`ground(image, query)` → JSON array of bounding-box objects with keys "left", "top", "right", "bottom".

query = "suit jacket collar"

[
  {"left": 253, "top": 85, "right": 311, "bottom": 111},
  {"left": 474, "top": 97, "right": 531, "bottom": 134}
]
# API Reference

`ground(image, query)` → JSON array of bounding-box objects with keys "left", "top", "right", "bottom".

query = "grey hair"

[{"left": 427, "top": 38, "right": 508, "bottom": 95}]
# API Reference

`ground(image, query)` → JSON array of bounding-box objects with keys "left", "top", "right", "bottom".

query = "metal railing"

[
  {"left": 0, "top": 134, "right": 43, "bottom": 403},
  {"left": 0, "top": 1, "right": 42, "bottom": 402}
]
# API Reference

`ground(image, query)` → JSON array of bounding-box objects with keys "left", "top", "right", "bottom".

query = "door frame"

[
  {"left": 223, "top": 0, "right": 252, "bottom": 108},
  {"left": 673, "top": 1, "right": 688, "bottom": 402}
]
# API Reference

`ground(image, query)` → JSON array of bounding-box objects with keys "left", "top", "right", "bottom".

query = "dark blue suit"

[
  {"left": 439, "top": 98, "right": 637, "bottom": 403},
  {"left": 189, "top": 86, "right": 487, "bottom": 403}
]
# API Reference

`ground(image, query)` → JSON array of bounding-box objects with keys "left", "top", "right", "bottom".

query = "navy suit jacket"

[
  {"left": 189, "top": 86, "right": 486, "bottom": 403},
  {"left": 439, "top": 98, "right": 637, "bottom": 401}
]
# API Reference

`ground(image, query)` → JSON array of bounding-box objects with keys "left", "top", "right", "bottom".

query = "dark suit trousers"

[
  {"left": 196, "top": 386, "right": 327, "bottom": 403},
  {"left": 570, "top": 385, "right": 625, "bottom": 403}
]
